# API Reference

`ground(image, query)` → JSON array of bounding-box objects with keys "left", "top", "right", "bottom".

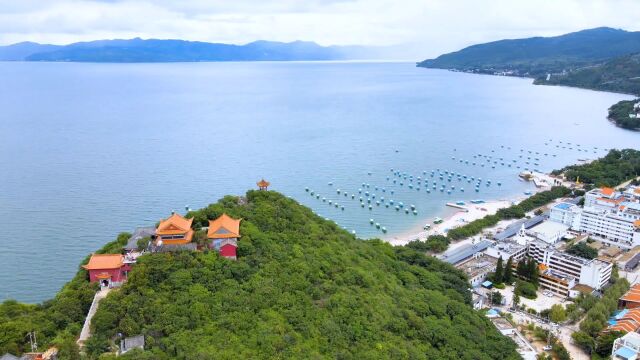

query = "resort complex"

[{"left": 432, "top": 180, "right": 640, "bottom": 359}]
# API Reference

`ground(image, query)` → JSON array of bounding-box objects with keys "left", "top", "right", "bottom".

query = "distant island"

[
  {"left": 417, "top": 27, "right": 640, "bottom": 130},
  {"left": 0, "top": 38, "right": 387, "bottom": 62}
]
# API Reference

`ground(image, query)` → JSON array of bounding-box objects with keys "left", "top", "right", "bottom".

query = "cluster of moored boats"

[
  {"left": 389, "top": 167, "right": 501, "bottom": 194},
  {"left": 304, "top": 139, "right": 607, "bottom": 237}
]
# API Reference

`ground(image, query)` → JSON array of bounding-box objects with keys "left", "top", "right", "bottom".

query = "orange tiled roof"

[
  {"left": 207, "top": 213, "right": 241, "bottom": 239},
  {"left": 634, "top": 188, "right": 640, "bottom": 195},
  {"left": 622, "top": 309, "right": 640, "bottom": 323},
  {"left": 597, "top": 197, "right": 625, "bottom": 205},
  {"left": 635, "top": 220, "right": 640, "bottom": 228},
  {"left": 257, "top": 179, "right": 270, "bottom": 187},
  {"left": 620, "top": 283, "right": 640, "bottom": 303},
  {"left": 607, "top": 308, "right": 640, "bottom": 334},
  {"left": 157, "top": 213, "right": 193, "bottom": 235},
  {"left": 601, "top": 187, "right": 615, "bottom": 196},
  {"left": 83, "top": 254, "right": 123, "bottom": 270},
  {"left": 609, "top": 320, "right": 639, "bottom": 333}
]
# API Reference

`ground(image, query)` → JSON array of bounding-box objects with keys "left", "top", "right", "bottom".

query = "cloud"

[{"left": 0, "top": 0, "right": 639, "bottom": 58}]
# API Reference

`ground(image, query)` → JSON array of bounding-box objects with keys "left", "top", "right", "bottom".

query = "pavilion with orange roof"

[
  {"left": 257, "top": 178, "right": 270, "bottom": 191},
  {"left": 207, "top": 213, "right": 242, "bottom": 259},
  {"left": 155, "top": 213, "right": 194, "bottom": 246}
]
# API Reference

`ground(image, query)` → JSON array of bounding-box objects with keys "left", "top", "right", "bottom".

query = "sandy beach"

[
  {"left": 383, "top": 171, "right": 564, "bottom": 246},
  {"left": 384, "top": 199, "right": 516, "bottom": 246}
]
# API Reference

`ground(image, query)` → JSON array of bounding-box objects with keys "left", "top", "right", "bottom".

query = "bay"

[{"left": 0, "top": 61, "right": 635, "bottom": 302}]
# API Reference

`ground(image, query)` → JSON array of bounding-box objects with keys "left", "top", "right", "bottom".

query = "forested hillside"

[
  {"left": 533, "top": 53, "right": 640, "bottom": 95},
  {"left": 552, "top": 149, "right": 640, "bottom": 187},
  {"left": 85, "top": 191, "right": 519, "bottom": 359},
  {"left": 417, "top": 27, "right": 640, "bottom": 77}
]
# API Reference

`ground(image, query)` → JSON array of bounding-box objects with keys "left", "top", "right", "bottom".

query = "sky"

[{"left": 1, "top": 0, "right": 640, "bottom": 58}]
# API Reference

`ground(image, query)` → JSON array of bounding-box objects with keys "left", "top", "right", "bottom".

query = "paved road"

[
  {"left": 498, "top": 305, "right": 590, "bottom": 360},
  {"left": 77, "top": 288, "right": 111, "bottom": 347}
]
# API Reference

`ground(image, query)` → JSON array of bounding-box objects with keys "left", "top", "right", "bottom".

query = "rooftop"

[
  {"left": 82, "top": 254, "right": 124, "bottom": 270},
  {"left": 494, "top": 215, "right": 546, "bottom": 241},
  {"left": 620, "top": 283, "right": 640, "bottom": 304},
  {"left": 207, "top": 213, "right": 241, "bottom": 239},
  {"left": 615, "top": 346, "right": 637, "bottom": 360},
  {"left": 439, "top": 240, "right": 493, "bottom": 265},
  {"left": 157, "top": 213, "right": 193, "bottom": 235},
  {"left": 490, "top": 317, "right": 513, "bottom": 331},
  {"left": 601, "top": 187, "right": 615, "bottom": 196},
  {"left": 528, "top": 220, "right": 569, "bottom": 237},
  {"left": 457, "top": 255, "right": 497, "bottom": 278},
  {"left": 125, "top": 226, "right": 156, "bottom": 250},
  {"left": 554, "top": 202, "right": 575, "bottom": 210}
]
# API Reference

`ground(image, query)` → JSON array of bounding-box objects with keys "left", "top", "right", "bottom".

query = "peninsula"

[{"left": 417, "top": 27, "right": 640, "bottom": 130}]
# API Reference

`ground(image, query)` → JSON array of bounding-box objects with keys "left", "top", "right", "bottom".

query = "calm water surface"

[{"left": 0, "top": 61, "right": 636, "bottom": 302}]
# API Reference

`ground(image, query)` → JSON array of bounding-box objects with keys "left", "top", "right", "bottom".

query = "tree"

[
  {"left": 512, "top": 293, "right": 520, "bottom": 309},
  {"left": 566, "top": 242, "right": 598, "bottom": 260},
  {"left": 491, "top": 291, "right": 503, "bottom": 305},
  {"left": 529, "top": 258, "right": 539, "bottom": 286},
  {"left": 572, "top": 331, "right": 596, "bottom": 354},
  {"left": 493, "top": 257, "right": 504, "bottom": 283},
  {"left": 549, "top": 304, "right": 567, "bottom": 323},
  {"left": 56, "top": 335, "right": 81, "bottom": 360},
  {"left": 136, "top": 236, "right": 150, "bottom": 251},
  {"left": 517, "top": 259, "right": 527, "bottom": 278},
  {"left": 595, "top": 331, "right": 624, "bottom": 357},
  {"left": 503, "top": 257, "right": 514, "bottom": 284},
  {"left": 515, "top": 281, "right": 537, "bottom": 299}
]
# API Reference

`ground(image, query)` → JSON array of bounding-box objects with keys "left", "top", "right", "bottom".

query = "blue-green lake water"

[{"left": 0, "top": 61, "right": 636, "bottom": 302}]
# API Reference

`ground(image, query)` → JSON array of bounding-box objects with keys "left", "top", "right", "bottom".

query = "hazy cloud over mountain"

[{"left": 1, "top": 0, "right": 640, "bottom": 58}]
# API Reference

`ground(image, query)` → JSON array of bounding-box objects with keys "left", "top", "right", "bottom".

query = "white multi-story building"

[
  {"left": 584, "top": 186, "right": 621, "bottom": 209},
  {"left": 578, "top": 206, "right": 640, "bottom": 249},
  {"left": 485, "top": 240, "right": 527, "bottom": 263},
  {"left": 528, "top": 240, "right": 612, "bottom": 290},
  {"left": 549, "top": 202, "right": 581, "bottom": 228},
  {"left": 612, "top": 331, "right": 640, "bottom": 360},
  {"left": 549, "top": 188, "right": 640, "bottom": 249}
]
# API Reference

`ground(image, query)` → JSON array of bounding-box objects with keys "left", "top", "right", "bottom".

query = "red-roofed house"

[
  {"left": 207, "top": 214, "right": 241, "bottom": 259},
  {"left": 83, "top": 254, "right": 129, "bottom": 287}
]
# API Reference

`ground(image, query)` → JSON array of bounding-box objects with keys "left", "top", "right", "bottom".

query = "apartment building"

[
  {"left": 529, "top": 240, "right": 612, "bottom": 290},
  {"left": 550, "top": 187, "right": 640, "bottom": 249}
]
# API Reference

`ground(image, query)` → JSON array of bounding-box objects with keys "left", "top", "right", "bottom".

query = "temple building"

[
  {"left": 207, "top": 213, "right": 242, "bottom": 259},
  {"left": 155, "top": 213, "right": 194, "bottom": 246},
  {"left": 83, "top": 254, "right": 129, "bottom": 287},
  {"left": 257, "top": 178, "right": 270, "bottom": 191}
]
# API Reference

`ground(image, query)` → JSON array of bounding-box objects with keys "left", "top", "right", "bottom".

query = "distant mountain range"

[
  {"left": 417, "top": 27, "right": 640, "bottom": 78},
  {"left": 0, "top": 38, "right": 388, "bottom": 62}
]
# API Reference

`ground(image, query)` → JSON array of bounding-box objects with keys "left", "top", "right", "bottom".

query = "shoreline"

[
  {"left": 383, "top": 198, "right": 517, "bottom": 246},
  {"left": 383, "top": 171, "right": 562, "bottom": 246}
]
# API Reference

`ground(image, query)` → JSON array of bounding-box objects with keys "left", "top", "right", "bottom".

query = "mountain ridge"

[
  {"left": 417, "top": 27, "right": 640, "bottom": 77},
  {"left": 0, "top": 38, "right": 387, "bottom": 62}
]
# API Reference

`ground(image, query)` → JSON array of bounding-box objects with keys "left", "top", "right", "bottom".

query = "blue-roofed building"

[
  {"left": 549, "top": 202, "right": 581, "bottom": 228},
  {"left": 613, "top": 331, "right": 640, "bottom": 360}
]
